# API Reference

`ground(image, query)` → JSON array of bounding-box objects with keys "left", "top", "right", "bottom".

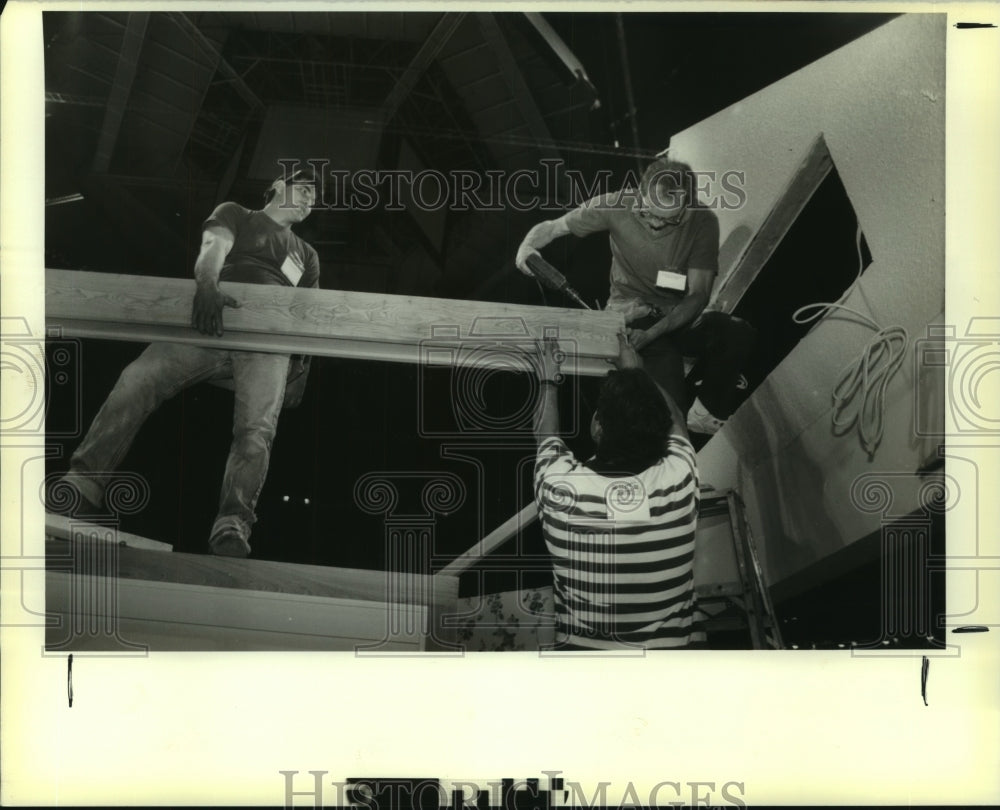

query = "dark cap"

[
  {"left": 281, "top": 167, "right": 319, "bottom": 185},
  {"left": 264, "top": 166, "right": 319, "bottom": 204}
]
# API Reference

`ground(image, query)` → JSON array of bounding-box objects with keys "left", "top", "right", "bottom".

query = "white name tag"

[
  {"left": 656, "top": 270, "right": 687, "bottom": 291},
  {"left": 605, "top": 479, "right": 651, "bottom": 522},
  {"left": 281, "top": 252, "right": 305, "bottom": 286}
]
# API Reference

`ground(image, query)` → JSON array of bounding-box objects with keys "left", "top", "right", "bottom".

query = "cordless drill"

[{"left": 524, "top": 254, "right": 592, "bottom": 310}]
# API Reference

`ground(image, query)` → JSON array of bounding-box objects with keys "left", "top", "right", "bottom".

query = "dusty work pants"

[
  {"left": 62, "top": 342, "right": 290, "bottom": 543},
  {"left": 630, "top": 311, "right": 756, "bottom": 418}
]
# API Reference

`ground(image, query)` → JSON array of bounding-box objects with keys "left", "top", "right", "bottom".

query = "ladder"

[{"left": 695, "top": 489, "right": 784, "bottom": 649}]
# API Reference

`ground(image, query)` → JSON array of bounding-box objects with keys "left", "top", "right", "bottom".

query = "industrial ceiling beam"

[
  {"left": 214, "top": 133, "right": 247, "bottom": 204},
  {"left": 615, "top": 13, "right": 643, "bottom": 174},
  {"left": 46, "top": 91, "right": 106, "bottom": 106},
  {"left": 91, "top": 12, "right": 149, "bottom": 173},
  {"left": 522, "top": 12, "right": 600, "bottom": 109},
  {"left": 99, "top": 173, "right": 217, "bottom": 192},
  {"left": 167, "top": 12, "right": 265, "bottom": 113},
  {"left": 380, "top": 12, "right": 465, "bottom": 124},
  {"left": 476, "top": 13, "right": 561, "bottom": 163}
]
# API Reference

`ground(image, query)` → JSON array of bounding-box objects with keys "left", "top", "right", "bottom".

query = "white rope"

[{"left": 791, "top": 225, "right": 908, "bottom": 458}]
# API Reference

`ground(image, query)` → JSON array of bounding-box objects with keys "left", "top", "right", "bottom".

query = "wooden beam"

[
  {"left": 381, "top": 12, "right": 465, "bottom": 124},
  {"left": 50, "top": 318, "right": 617, "bottom": 377},
  {"left": 714, "top": 134, "right": 834, "bottom": 314},
  {"left": 91, "top": 12, "right": 149, "bottom": 173},
  {"left": 438, "top": 502, "right": 538, "bottom": 576},
  {"left": 46, "top": 269, "right": 624, "bottom": 376}
]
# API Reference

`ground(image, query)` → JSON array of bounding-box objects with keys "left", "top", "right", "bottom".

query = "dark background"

[{"left": 44, "top": 11, "right": 943, "bottom": 648}]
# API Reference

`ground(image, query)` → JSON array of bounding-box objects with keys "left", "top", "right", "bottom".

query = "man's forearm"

[
  {"left": 647, "top": 376, "right": 689, "bottom": 442},
  {"left": 532, "top": 383, "right": 560, "bottom": 442},
  {"left": 648, "top": 292, "right": 708, "bottom": 338},
  {"left": 522, "top": 216, "right": 572, "bottom": 254},
  {"left": 193, "top": 232, "right": 230, "bottom": 287},
  {"left": 626, "top": 351, "right": 688, "bottom": 441},
  {"left": 660, "top": 384, "right": 689, "bottom": 441},
  {"left": 194, "top": 253, "right": 224, "bottom": 287}
]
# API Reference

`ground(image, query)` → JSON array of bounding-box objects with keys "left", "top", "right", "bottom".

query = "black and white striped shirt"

[{"left": 534, "top": 435, "right": 704, "bottom": 650}]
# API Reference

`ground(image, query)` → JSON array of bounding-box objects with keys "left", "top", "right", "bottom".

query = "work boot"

[
  {"left": 686, "top": 397, "right": 726, "bottom": 435},
  {"left": 209, "top": 529, "right": 251, "bottom": 558},
  {"left": 46, "top": 477, "right": 105, "bottom": 519}
]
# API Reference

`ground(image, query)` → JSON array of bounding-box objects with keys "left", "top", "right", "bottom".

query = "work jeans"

[
  {"left": 63, "top": 342, "right": 290, "bottom": 542},
  {"left": 630, "top": 311, "right": 756, "bottom": 417}
]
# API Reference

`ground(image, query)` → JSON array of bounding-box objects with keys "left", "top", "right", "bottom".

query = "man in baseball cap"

[{"left": 54, "top": 162, "right": 322, "bottom": 558}]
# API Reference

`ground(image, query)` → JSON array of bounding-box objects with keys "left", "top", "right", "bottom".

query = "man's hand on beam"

[{"left": 192, "top": 283, "right": 240, "bottom": 337}]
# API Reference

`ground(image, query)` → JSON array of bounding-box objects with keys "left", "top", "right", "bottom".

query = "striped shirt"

[{"left": 534, "top": 435, "right": 705, "bottom": 650}]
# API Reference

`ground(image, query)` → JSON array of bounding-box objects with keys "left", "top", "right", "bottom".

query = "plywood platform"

[{"left": 45, "top": 533, "right": 459, "bottom": 653}]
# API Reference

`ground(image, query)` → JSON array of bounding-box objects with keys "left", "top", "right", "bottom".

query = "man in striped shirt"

[{"left": 533, "top": 335, "right": 705, "bottom": 650}]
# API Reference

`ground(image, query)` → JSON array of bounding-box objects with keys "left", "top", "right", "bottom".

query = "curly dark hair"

[{"left": 593, "top": 368, "right": 672, "bottom": 474}]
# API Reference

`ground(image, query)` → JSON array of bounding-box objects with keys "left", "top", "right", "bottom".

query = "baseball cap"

[{"left": 264, "top": 166, "right": 319, "bottom": 204}]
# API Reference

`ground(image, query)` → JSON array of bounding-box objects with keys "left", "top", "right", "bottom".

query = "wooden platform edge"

[
  {"left": 45, "top": 571, "right": 429, "bottom": 652},
  {"left": 715, "top": 134, "right": 833, "bottom": 314},
  {"left": 45, "top": 513, "right": 173, "bottom": 552}
]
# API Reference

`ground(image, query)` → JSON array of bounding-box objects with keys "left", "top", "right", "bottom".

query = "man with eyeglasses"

[{"left": 515, "top": 157, "right": 754, "bottom": 435}]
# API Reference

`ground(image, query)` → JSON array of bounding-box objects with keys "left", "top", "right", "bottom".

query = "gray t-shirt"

[
  {"left": 204, "top": 202, "right": 320, "bottom": 290},
  {"left": 564, "top": 192, "right": 719, "bottom": 322}
]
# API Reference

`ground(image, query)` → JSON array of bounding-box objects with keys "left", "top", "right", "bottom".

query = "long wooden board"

[{"left": 46, "top": 269, "right": 624, "bottom": 376}]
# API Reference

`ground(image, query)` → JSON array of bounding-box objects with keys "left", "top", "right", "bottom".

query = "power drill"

[{"left": 524, "top": 254, "right": 593, "bottom": 310}]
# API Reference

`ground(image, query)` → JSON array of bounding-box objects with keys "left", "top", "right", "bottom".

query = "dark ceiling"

[{"left": 44, "top": 11, "right": 896, "bottom": 301}]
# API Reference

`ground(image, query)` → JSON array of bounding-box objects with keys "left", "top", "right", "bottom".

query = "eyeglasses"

[{"left": 636, "top": 206, "right": 684, "bottom": 229}]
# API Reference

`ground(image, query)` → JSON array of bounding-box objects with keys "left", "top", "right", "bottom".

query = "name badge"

[
  {"left": 281, "top": 252, "right": 305, "bottom": 286},
  {"left": 605, "top": 479, "right": 651, "bottom": 522},
  {"left": 656, "top": 270, "right": 687, "bottom": 291}
]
